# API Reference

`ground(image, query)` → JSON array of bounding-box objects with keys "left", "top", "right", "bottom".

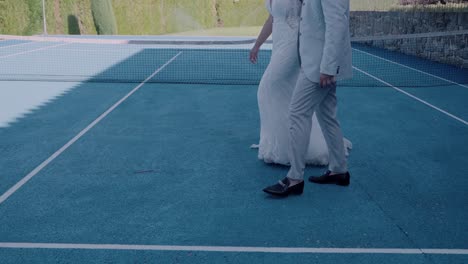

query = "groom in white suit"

[{"left": 264, "top": 0, "right": 353, "bottom": 196}]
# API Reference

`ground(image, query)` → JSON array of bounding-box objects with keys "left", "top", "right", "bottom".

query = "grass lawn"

[{"left": 44, "top": 0, "right": 96, "bottom": 35}]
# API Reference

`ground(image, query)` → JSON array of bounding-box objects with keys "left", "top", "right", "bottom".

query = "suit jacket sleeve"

[{"left": 320, "top": 0, "right": 350, "bottom": 76}]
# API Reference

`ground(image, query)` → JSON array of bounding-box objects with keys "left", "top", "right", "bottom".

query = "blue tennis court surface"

[{"left": 0, "top": 36, "right": 467, "bottom": 263}]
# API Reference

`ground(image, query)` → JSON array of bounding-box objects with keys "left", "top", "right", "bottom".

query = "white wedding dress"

[{"left": 255, "top": 0, "right": 352, "bottom": 166}]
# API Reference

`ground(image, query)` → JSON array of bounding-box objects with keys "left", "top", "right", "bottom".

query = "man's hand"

[
  {"left": 320, "top": 73, "right": 336, "bottom": 88},
  {"left": 250, "top": 47, "right": 260, "bottom": 64}
]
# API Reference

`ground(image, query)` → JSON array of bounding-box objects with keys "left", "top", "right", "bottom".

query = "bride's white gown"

[{"left": 256, "top": 0, "right": 352, "bottom": 166}]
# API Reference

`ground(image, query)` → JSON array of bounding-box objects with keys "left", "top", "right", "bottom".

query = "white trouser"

[{"left": 287, "top": 70, "right": 347, "bottom": 180}]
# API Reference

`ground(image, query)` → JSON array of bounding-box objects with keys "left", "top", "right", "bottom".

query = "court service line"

[
  {"left": 0, "top": 43, "right": 70, "bottom": 59},
  {"left": 353, "top": 66, "right": 468, "bottom": 126},
  {"left": 0, "top": 41, "right": 36, "bottom": 49},
  {"left": 0, "top": 52, "right": 183, "bottom": 205},
  {"left": 0, "top": 243, "right": 467, "bottom": 255},
  {"left": 352, "top": 48, "right": 468, "bottom": 89}
]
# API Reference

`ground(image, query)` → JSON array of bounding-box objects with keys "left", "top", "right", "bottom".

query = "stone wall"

[{"left": 350, "top": 11, "right": 468, "bottom": 68}]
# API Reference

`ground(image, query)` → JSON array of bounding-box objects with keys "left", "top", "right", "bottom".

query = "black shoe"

[
  {"left": 263, "top": 177, "right": 304, "bottom": 197},
  {"left": 308, "top": 170, "right": 350, "bottom": 186}
]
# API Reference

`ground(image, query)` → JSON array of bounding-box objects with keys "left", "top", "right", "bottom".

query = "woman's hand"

[
  {"left": 250, "top": 15, "right": 272, "bottom": 64},
  {"left": 250, "top": 47, "right": 260, "bottom": 64}
]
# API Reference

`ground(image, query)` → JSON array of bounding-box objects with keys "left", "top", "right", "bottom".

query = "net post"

[{"left": 42, "top": 0, "right": 48, "bottom": 35}]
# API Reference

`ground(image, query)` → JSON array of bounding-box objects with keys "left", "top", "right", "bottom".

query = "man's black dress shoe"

[
  {"left": 308, "top": 170, "right": 350, "bottom": 186},
  {"left": 263, "top": 177, "right": 304, "bottom": 196}
]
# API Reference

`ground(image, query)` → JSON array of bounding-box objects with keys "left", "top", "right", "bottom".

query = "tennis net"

[{"left": 0, "top": 32, "right": 467, "bottom": 87}]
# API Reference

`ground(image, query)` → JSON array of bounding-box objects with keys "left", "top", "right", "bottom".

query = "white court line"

[
  {"left": 353, "top": 66, "right": 468, "bottom": 126},
  {"left": 0, "top": 43, "right": 70, "bottom": 59},
  {"left": 352, "top": 48, "right": 468, "bottom": 89},
  {"left": 0, "top": 41, "right": 36, "bottom": 49},
  {"left": 0, "top": 243, "right": 467, "bottom": 255},
  {"left": 0, "top": 52, "right": 183, "bottom": 205}
]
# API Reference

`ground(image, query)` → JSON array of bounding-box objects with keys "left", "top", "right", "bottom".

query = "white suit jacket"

[{"left": 298, "top": 0, "right": 353, "bottom": 82}]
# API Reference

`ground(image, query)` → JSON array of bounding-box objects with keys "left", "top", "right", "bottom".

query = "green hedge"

[
  {"left": 0, "top": 0, "right": 43, "bottom": 35},
  {"left": 91, "top": 0, "right": 117, "bottom": 34}
]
